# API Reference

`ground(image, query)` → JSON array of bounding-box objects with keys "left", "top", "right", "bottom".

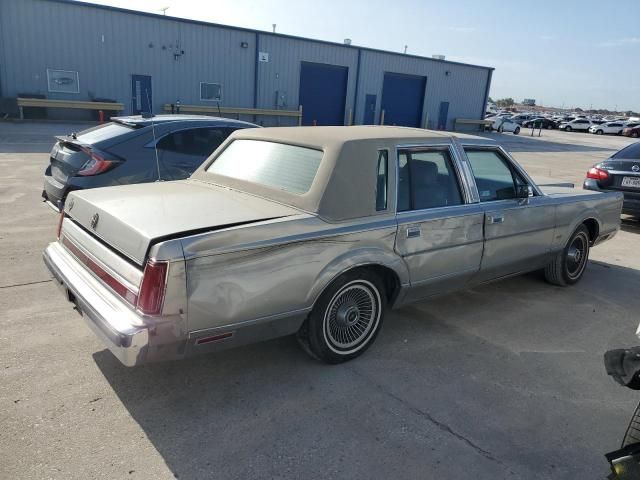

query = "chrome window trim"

[
  {"left": 460, "top": 144, "right": 544, "bottom": 198},
  {"left": 394, "top": 143, "right": 475, "bottom": 214},
  {"left": 375, "top": 149, "right": 390, "bottom": 212}
]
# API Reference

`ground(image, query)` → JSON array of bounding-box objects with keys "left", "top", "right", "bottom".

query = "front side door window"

[{"left": 464, "top": 149, "right": 527, "bottom": 202}]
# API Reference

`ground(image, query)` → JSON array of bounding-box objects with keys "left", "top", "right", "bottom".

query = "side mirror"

[{"left": 516, "top": 184, "right": 533, "bottom": 199}]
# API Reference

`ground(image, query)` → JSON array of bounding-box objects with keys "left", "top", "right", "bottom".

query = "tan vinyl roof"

[
  {"left": 232, "top": 125, "right": 486, "bottom": 147},
  {"left": 192, "top": 126, "right": 493, "bottom": 221}
]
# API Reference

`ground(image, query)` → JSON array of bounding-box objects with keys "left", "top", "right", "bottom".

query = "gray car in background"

[{"left": 42, "top": 115, "right": 258, "bottom": 210}]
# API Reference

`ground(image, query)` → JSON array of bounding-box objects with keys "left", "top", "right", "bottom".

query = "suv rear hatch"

[{"left": 63, "top": 179, "right": 301, "bottom": 265}]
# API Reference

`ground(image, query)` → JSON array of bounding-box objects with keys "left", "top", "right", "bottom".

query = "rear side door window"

[
  {"left": 157, "top": 127, "right": 229, "bottom": 157},
  {"left": 464, "top": 149, "right": 527, "bottom": 202},
  {"left": 397, "top": 147, "right": 463, "bottom": 211}
]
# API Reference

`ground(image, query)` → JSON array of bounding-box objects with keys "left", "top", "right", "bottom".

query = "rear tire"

[
  {"left": 544, "top": 225, "right": 590, "bottom": 286},
  {"left": 632, "top": 132, "right": 639, "bottom": 138},
  {"left": 298, "top": 269, "right": 386, "bottom": 364}
]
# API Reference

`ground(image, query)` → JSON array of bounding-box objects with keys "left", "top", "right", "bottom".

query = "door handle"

[
  {"left": 487, "top": 214, "right": 505, "bottom": 224},
  {"left": 406, "top": 226, "right": 421, "bottom": 238}
]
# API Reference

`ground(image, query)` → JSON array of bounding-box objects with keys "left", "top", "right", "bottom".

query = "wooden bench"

[
  {"left": 454, "top": 118, "right": 493, "bottom": 131},
  {"left": 17, "top": 98, "right": 124, "bottom": 120},
  {"left": 163, "top": 104, "right": 303, "bottom": 125}
]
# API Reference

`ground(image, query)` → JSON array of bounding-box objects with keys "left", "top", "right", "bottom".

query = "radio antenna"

[{"left": 145, "top": 89, "right": 162, "bottom": 181}]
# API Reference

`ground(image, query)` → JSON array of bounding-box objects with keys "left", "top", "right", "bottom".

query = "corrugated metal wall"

[
  {"left": 0, "top": 0, "right": 492, "bottom": 128},
  {"left": 357, "top": 50, "right": 490, "bottom": 130}
]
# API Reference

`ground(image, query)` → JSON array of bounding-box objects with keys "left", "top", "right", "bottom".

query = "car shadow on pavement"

[
  {"left": 93, "top": 259, "right": 640, "bottom": 480},
  {"left": 621, "top": 216, "right": 640, "bottom": 234},
  {"left": 476, "top": 132, "right": 616, "bottom": 153}
]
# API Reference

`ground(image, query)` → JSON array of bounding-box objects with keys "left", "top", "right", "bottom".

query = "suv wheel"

[
  {"left": 596, "top": 129, "right": 603, "bottom": 135},
  {"left": 298, "top": 269, "right": 386, "bottom": 364},
  {"left": 565, "top": 126, "right": 572, "bottom": 132}
]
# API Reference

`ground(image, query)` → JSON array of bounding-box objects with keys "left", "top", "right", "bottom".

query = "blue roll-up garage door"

[
  {"left": 381, "top": 72, "right": 427, "bottom": 127},
  {"left": 299, "top": 62, "right": 348, "bottom": 126}
]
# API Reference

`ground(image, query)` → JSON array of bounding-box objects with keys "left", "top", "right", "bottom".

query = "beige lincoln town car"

[{"left": 44, "top": 126, "right": 623, "bottom": 366}]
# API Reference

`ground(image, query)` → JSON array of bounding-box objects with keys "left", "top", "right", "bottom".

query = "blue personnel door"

[
  {"left": 131, "top": 75, "right": 152, "bottom": 115},
  {"left": 363, "top": 94, "right": 377, "bottom": 124},
  {"left": 380, "top": 72, "right": 426, "bottom": 127},
  {"left": 438, "top": 101, "right": 450, "bottom": 130},
  {"left": 299, "top": 62, "right": 348, "bottom": 125}
]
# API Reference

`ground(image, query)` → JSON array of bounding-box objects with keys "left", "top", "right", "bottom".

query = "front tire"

[
  {"left": 544, "top": 225, "right": 590, "bottom": 286},
  {"left": 514, "top": 126, "right": 520, "bottom": 135},
  {"left": 565, "top": 126, "right": 572, "bottom": 132},
  {"left": 632, "top": 132, "right": 639, "bottom": 138},
  {"left": 596, "top": 129, "right": 603, "bottom": 135},
  {"left": 299, "top": 269, "right": 386, "bottom": 364}
]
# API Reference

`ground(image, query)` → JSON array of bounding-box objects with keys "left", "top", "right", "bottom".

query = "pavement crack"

[
  {"left": 383, "top": 387, "right": 502, "bottom": 464},
  {"left": 349, "top": 365, "right": 503, "bottom": 465},
  {"left": 0, "top": 279, "right": 52, "bottom": 289}
]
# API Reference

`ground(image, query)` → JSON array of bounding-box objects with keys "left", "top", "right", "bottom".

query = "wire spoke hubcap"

[{"left": 324, "top": 281, "right": 381, "bottom": 353}]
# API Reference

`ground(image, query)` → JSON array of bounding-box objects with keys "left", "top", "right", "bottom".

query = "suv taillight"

[
  {"left": 587, "top": 167, "right": 609, "bottom": 181},
  {"left": 78, "top": 148, "right": 119, "bottom": 176},
  {"left": 137, "top": 260, "right": 168, "bottom": 316}
]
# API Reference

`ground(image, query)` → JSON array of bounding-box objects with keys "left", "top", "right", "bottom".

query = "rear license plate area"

[{"left": 621, "top": 177, "right": 640, "bottom": 188}]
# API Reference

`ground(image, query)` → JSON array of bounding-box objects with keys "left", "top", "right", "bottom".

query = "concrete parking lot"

[{"left": 1, "top": 122, "right": 640, "bottom": 479}]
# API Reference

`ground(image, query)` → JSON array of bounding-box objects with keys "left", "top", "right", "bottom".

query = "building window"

[
  {"left": 46, "top": 69, "right": 80, "bottom": 94},
  {"left": 200, "top": 82, "right": 222, "bottom": 101}
]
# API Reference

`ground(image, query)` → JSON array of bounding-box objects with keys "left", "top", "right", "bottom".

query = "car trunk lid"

[{"left": 63, "top": 179, "right": 301, "bottom": 265}]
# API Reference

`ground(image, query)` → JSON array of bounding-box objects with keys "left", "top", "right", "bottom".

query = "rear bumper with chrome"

[{"left": 43, "top": 241, "right": 185, "bottom": 366}]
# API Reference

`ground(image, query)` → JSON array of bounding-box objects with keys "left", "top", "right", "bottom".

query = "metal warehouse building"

[{"left": 0, "top": 0, "right": 493, "bottom": 129}]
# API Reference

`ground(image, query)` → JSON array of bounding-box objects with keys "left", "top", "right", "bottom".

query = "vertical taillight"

[
  {"left": 57, "top": 210, "right": 65, "bottom": 238},
  {"left": 136, "top": 260, "right": 168, "bottom": 316}
]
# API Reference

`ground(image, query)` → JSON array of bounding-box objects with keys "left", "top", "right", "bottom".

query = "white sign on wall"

[{"left": 258, "top": 52, "right": 269, "bottom": 62}]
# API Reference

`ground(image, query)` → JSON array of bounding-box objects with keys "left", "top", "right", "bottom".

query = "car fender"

[
  {"left": 553, "top": 204, "right": 602, "bottom": 250},
  {"left": 306, "top": 246, "right": 410, "bottom": 308}
]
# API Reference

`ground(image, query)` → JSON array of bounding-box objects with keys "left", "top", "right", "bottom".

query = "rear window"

[
  {"left": 206, "top": 139, "right": 323, "bottom": 194},
  {"left": 74, "top": 122, "right": 135, "bottom": 144},
  {"left": 613, "top": 143, "right": 640, "bottom": 160}
]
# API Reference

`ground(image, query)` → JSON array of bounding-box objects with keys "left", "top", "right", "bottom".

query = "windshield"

[{"left": 206, "top": 139, "right": 323, "bottom": 194}]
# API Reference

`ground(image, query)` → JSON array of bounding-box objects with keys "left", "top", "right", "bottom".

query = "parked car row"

[{"left": 487, "top": 109, "right": 640, "bottom": 136}]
